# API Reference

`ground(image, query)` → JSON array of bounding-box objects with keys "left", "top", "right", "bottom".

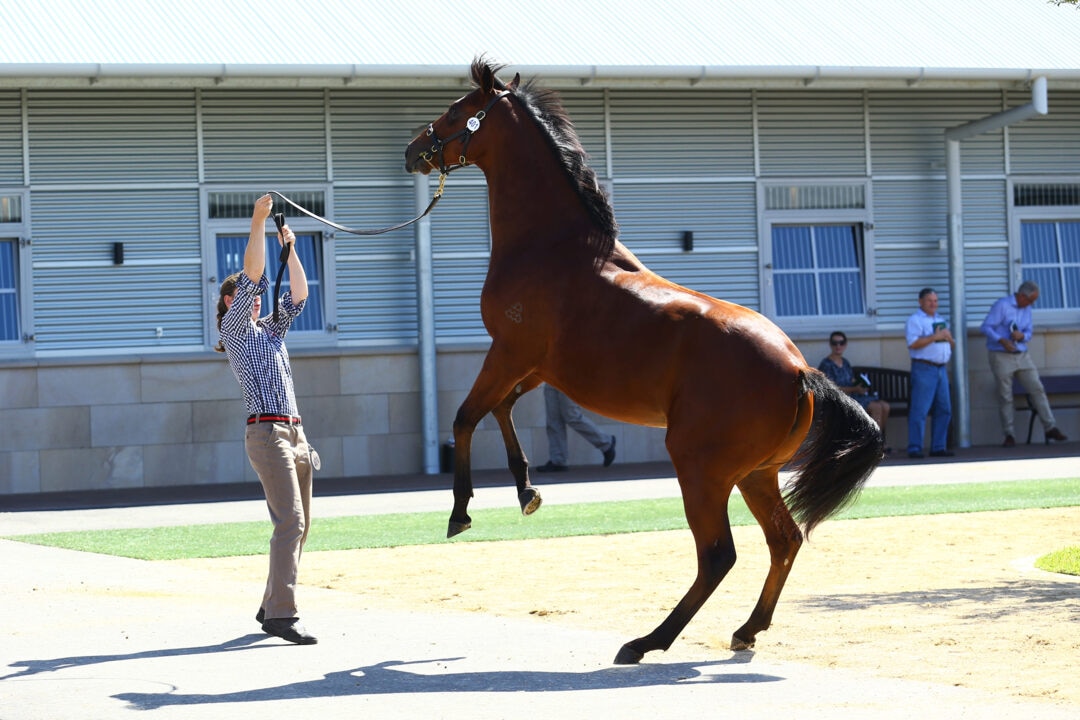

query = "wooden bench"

[
  {"left": 1012, "top": 373, "right": 1080, "bottom": 444},
  {"left": 853, "top": 366, "right": 911, "bottom": 417}
]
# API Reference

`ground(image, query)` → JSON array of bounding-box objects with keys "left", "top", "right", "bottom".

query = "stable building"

[{"left": 2, "top": 0, "right": 1078, "bottom": 497}]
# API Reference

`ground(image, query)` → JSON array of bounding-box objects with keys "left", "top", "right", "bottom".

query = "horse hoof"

[
  {"left": 447, "top": 520, "right": 472, "bottom": 538},
  {"left": 613, "top": 644, "right": 643, "bottom": 665},
  {"left": 730, "top": 635, "right": 756, "bottom": 651},
  {"left": 519, "top": 488, "right": 542, "bottom": 515}
]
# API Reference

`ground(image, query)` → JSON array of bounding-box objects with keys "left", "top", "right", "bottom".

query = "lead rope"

[
  {"left": 267, "top": 174, "right": 447, "bottom": 238},
  {"left": 271, "top": 212, "right": 289, "bottom": 323}
]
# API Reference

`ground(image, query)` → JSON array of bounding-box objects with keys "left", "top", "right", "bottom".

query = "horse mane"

[{"left": 471, "top": 58, "right": 618, "bottom": 264}]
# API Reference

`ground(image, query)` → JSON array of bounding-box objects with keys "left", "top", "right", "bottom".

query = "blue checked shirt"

[{"left": 220, "top": 273, "right": 306, "bottom": 417}]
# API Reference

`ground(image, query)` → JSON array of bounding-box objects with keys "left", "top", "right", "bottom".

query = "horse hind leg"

[
  {"left": 615, "top": 466, "right": 739, "bottom": 664},
  {"left": 730, "top": 467, "right": 803, "bottom": 650},
  {"left": 491, "top": 375, "right": 544, "bottom": 516}
]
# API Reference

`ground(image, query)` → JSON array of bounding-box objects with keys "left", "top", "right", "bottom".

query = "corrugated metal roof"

[{"left": 1, "top": 0, "right": 1078, "bottom": 86}]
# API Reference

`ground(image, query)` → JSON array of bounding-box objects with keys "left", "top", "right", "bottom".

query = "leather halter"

[
  {"left": 263, "top": 90, "right": 509, "bottom": 246},
  {"left": 419, "top": 90, "right": 511, "bottom": 174}
]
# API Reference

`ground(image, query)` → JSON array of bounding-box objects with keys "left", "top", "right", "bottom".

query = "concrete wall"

[{"left": 2, "top": 329, "right": 1076, "bottom": 497}]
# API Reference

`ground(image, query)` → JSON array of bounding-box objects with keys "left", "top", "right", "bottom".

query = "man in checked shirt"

[{"left": 214, "top": 193, "right": 318, "bottom": 645}]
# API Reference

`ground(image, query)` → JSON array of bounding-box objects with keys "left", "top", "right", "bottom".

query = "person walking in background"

[
  {"left": 818, "top": 331, "right": 893, "bottom": 453},
  {"left": 979, "top": 280, "right": 1068, "bottom": 447},
  {"left": 536, "top": 384, "right": 616, "bottom": 472},
  {"left": 216, "top": 194, "right": 318, "bottom": 645},
  {"left": 905, "top": 288, "right": 954, "bottom": 459}
]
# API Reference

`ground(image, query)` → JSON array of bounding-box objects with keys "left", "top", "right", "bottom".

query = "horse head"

[{"left": 404, "top": 57, "right": 518, "bottom": 176}]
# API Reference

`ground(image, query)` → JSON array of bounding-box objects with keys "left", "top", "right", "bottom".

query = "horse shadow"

[{"left": 111, "top": 654, "right": 782, "bottom": 709}]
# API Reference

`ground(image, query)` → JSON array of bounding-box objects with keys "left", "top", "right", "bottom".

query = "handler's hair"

[{"left": 213, "top": 273, "right": 242, "bottom": 353}]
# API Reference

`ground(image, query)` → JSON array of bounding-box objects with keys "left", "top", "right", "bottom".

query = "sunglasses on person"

[{"left": 830, "top": 339, "right": 847, "bottom": 347}]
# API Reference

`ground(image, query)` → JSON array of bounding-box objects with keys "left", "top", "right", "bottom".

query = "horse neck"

[{"left": 478, "top": 141, "right": 596, "bottom": 249}]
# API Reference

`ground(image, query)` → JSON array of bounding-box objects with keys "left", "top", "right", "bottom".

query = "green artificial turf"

[{"left": 4, "top": 477, "right": 1078, "bottom": 561}]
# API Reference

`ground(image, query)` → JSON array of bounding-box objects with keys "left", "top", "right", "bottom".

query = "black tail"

[{"left": 783, "top": 369, "right": 884, "bottom": 535}]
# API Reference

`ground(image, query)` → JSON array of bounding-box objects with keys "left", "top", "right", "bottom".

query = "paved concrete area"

[{"left": 2, "top": 445, "right": 1078, "bottom": 719}]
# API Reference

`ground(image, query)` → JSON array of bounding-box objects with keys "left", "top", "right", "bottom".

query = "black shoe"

[
  {"left": 536, "top": 461, "right": 568, "bottom": 473},
  {"left": 256, "top": 607, "right": 265, "bottom": 624},
  {"left": 261, "top": 617, "right": 317, "bottom": 645},
  {"left": 1002, "top": 434, "right": 1016, "bottom": 448},
  {"left": 1045, "top": 427, "right": 1068, "bottom": 444},
  {"left": 907, "top": 451, "right": 925, "bottom": 459},
  {"left": 603, "top": 436, "right": 617, "bottom": 467},
  {"left": 929, "top": 450, "right": 955, "bottom": 458}
]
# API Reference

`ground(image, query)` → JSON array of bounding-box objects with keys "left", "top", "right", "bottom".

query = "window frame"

[
  {"left": 1008, "top": 177, "right": 1080, "bottom": 323},
  {"left": 0, "top": 188, "right": 31, "bottom": 355},
  {"left": 201, "top": 185, "right": 336, "bottom": 349},
  {"left": 758, "top": 180, "right": 876, "bottom": 332}
]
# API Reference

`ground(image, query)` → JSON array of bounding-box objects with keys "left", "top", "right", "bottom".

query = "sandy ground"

[{"left": 183, "top": 506, "right": 1080, "bottom": 707}]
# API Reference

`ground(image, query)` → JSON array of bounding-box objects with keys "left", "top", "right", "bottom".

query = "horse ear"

[
  {"left": 480, "top": 64, "right": 495, "bottom": 93},
  {"left": 508, "top": 73, "right": 520, "bottom": 91}
]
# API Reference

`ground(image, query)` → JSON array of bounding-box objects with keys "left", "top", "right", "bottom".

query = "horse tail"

[{"left": 783, "top": 368, "right": 884, "bottom": 536}]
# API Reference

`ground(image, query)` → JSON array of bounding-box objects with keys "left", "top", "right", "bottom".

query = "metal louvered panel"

[
  {"left": 201, "top": 90, "right": 327, "bottom": 182},
  {"left": 757, "top": 91, "right": 866, "bottom": 177},
  {"left": 869, "top": 90, "right": 1005, "bottom": 176},
  {"left": 429, "top": 182, "right": 490, "bottom": 339},
  {"left": 645, "top": 253, "right": 762, "bottom": 313},
  {"left": 0, "top": 91, "right": 22, "bottom": 185},
  {"left": 34, "top": 264, "right": 203, "bottom": 350},
  {"left": 432, "top": 256, "right": 487, "bottom": 340},
  {"left": 870, "top": 179, "right": 950, "bottom": 323},
  {"left": 1009, "top": 90, "right": 1080, "bottom": 175},
  {"left": 559, "top": 90, "right": 609, "bottom": 176},
  {"left": 30, "top": 189, "right": 203, "bottom": 351},
  {"left": 612, "top": 182, "right": 759, "bottom": 308},
  {"left": 609, "top": 90, "right": 754, "bottom": 178},
  {"left": 333, "top": 185, "right": 416, "bottom": 257},
  {"left": 613, "top": 182, "right": 756, "bottom": 253},
  {"left": 336, "top": 256, "right": 418, "bottom": 343},
  {"left": 961, "top": 179, "right": 1009, "bottom": 315},
  {"left": 30, "top": 189, "right": 201, "bottom": 264},
  {"left": 329, "top": 89, "right": 461, "bottom": 180},
  {"left": 27, "top": 90, "right": 198, "bottom": 184}
]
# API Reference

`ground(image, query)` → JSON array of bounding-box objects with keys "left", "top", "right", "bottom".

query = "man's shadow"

[
  {"left": 0, "top": 634, "right": 270, "bottom": 680},
  {"left": 112, "top": 655, "right": 782, "bottom": 709}
]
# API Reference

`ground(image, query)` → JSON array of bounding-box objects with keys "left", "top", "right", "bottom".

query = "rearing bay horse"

[{"left": 404, "top": 58, "right": 883, "bottom": 664}]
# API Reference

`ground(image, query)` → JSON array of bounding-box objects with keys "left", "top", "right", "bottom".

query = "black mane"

[{"left": 472, "top": 58, "right": 618, "bottom": 263}]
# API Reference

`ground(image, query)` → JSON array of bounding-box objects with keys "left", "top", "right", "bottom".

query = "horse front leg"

[
  {"left": 447, "top": 356, "right": 534, "bottom": 538},
  {"left": 730, "top": 468, "right": 803, "bottom": 650},
  {"left": 491, "top": 375, "right": 544, "bottom": 516}
]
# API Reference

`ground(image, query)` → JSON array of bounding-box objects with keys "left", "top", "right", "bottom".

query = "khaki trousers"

[
  {"left": 987, "top": 351, "right": 1056, "bottom": 437},
  {"left": 245, "top": 421, "right": 314, "bottom": 620}
]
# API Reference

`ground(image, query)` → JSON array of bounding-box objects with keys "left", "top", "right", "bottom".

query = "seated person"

[{"left": 818, "top": 331, "right": 892, "bottom": 453}]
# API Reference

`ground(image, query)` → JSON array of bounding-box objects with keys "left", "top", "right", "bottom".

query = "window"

[
  {"left": 1020, "top": 220, "right": 1080, "bottom": 309},
  {"left": 761, "top": 182, "right": 872, "bottom": 321},
  {"left": 0, "top": 192, "right": 24, "bottom": 344},
  {"left": 771, "top": 224, "right": 866, "bottom": 316},
  {"left": 215, "top": 231, "right": 325, "bottom": 332},
  {"left": 0, "top": 238, "right": 19, "bottom": 341}
]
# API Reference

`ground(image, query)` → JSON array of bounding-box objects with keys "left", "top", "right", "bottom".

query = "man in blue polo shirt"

[
  {"left": 980, "top": 280, "right": 1067, "bottom": 447},
  {"left": 905, "top": 288, "right": 955, "bottom": 459}
]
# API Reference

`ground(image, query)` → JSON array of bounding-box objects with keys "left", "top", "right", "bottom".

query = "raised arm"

[{"left": 244, "top": 194, "right": 273, "bottom": 284}]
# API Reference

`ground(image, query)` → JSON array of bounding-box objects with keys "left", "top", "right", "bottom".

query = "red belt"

[{"left": 247, "top": 414, "right": 301, "bottom": 425}]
